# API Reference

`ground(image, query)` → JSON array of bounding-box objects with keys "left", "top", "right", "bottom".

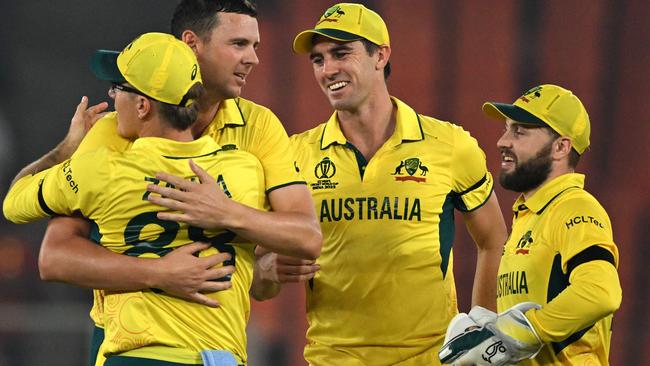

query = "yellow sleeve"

[
  {"left": 3, "top": 170, "right": 51, "bottom": 223},
  {"left": 526, "top": 260, "right": 622, "bottom": 342},
  {"left": 248, "top": 107, "right": 304, "bottom": 193},
  {"left": 3, "top": 151, "right": 111, "bottom": 223},
  {"left": 289, "top": 134, "right": 309, "bottom": 182},
  {"left": 526, "top": 195, "right": 621, "bottom": 342},
  {"left": 450, "top": 127, "right": 494, "bottom": 211},
  {"left": 552, "top": 195, "right": 618, "bottom": 271},
  {"left": 73, "top": 112, "right": 132, "bottom": 158}
]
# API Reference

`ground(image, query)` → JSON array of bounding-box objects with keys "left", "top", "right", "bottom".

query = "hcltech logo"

[{"left": 392, "top": 157, "right": 428, "bottom": 183}]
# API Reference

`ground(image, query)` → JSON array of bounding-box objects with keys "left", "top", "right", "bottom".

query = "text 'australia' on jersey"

[{"left": 290, "top": 97, "right": 494, "bottom": 366}]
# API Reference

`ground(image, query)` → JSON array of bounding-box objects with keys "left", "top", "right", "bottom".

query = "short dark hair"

[
  {"left": 360, "top": 39, "right": 391, "bottom": 80},
  {"left": 546, "top": 128, "right": 581, "bottom": 168},
  {"left": 157, "top": 83, "right": 204, "bottom": 130},
  {"left": 171, "top": 0, "right": 257, "bottom": 40}
]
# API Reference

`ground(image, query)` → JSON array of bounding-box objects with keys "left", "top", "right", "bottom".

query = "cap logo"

[
  {"left": 519, "top": 86, "right": 542, "bottom": 103},
  {"left": 191, "top": 64, "right": 198, "bottom": 80},
  {"left": 317, "top": 5, "right": 346, "bottom": 25}
]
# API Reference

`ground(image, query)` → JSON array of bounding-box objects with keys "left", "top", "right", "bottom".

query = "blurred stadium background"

[{"left": 0, "top": 1, "right": 647, "bottom": 365}]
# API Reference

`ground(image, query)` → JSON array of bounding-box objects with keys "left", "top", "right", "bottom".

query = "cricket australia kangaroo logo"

[
  {"left": 515, "top": 230, "right": 534, "bottom": 255},
  {"left": 519, "top": 86, "right": 543, "bottom": 103},
  {"left": 392, "top": 157, "right": 428, "bottom": 183},
  {"left": 317, "top": 5, "right": 346, "bottom": 25}
]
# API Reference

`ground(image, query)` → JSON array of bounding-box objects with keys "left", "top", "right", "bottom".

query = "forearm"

[
  {"left": 526, "top": 260, "right": 621, "bottom": 343},
  {"left": 10, "top": 138, "right": 77, "bottom": 187},
  {"left": 225, "top": 201, "right": 321, "bottom": 260},
  {"left": 471, "top": 246, "right": 501, "bottom": 310},
  {"left": 463, "top": 193, "right": 507, "bottom": 310},
  {"left": 40, "top": 218, "right": 160, "bottom": 290}
]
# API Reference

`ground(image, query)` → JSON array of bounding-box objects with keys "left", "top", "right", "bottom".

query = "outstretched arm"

[
  {"left": 147, "top": 160, "right": 322, "bottom": 260},
  {"left": 40, "top": 216, "right": 234, "bottom": 307},
  {"left": 9, "top": 97, "right": 107, "bottom": 187},
  {"left": 462, "top": 192, "right": 507, "bottom": 311}
]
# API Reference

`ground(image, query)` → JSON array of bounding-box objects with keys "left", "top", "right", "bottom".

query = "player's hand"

[
  {"left": 255, "top": 247, "right": 320, "bottom": 284},
  {"left": 439, "top": 302, "right": 543, "bottom": 365},
  {"left": 468, "top": 306, "right": 497, "bottom": 327},
  {"left": 155, "top": 242, "right": 235, "bottom": 308},
  {"left": 147, "top": 160, "right": 234, "bottom": 230},
  {"left": 62, "top": 96, "right": 109, "bottom": 153}
]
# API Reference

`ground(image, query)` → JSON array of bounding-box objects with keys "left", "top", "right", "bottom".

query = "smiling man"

[
  {"left": 8, "top": 1, "right": 320, "bottom": 366},
  {"left": 439, "top": 85, "right": 622, "bottom": 366},
  {"left": 252, "top": 3, "right": 508, "bottom": 365}
]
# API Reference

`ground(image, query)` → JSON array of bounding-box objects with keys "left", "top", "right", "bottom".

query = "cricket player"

[
  {"left": 16, "top": 1, "right": 321, "bottom": 365},
  {"left": 439, "top": 84, "right": 622, "bottom": 366},
  {"left": 3, "top": 32, "right": 267, "bottom": 366},
  {"left": 250, "top": 3, "right": 508, "bottom": 365}
]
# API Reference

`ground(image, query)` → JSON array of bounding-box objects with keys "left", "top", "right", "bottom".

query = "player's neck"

[
  {"left": 192, "top": 94, "right": 222, "bottom": 138},
  {"left": 139, "top": 119, "right": 194, "bottom": 142},
  {"left": 521, "top": 166, "right": 576, "bottom": 200},
  {"left": 337, "top": 93, "right": 395, "bottom": 160}
]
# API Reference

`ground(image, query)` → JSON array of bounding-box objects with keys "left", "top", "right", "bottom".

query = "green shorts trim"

[{"left": 88, "top": 326, "right": 104, "bottom": 366}]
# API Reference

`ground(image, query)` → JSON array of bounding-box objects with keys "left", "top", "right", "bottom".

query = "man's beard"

[{"left": 499, "top": 142, "right": 553, "bottom": 193}]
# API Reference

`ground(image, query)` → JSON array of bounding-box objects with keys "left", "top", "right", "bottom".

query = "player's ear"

[
  {"left": 552, "top": 136, "right": 572, "bottom": 161},
  {"left": 182, "top": 30, "right": 200, "bottom": 53},
  {"left": 376, "top": 45, "right": 391, "bottom": 71},
  {"left": 135, "top": 97, "right": 152, "bottom": 119}
]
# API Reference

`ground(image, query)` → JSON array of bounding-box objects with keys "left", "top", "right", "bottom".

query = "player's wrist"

[
  {"left": 140, "top": 258, "right": 166, "bottom": 289},
  {"left": 218, "top": 199, "right": 249, "bottom": 232}
]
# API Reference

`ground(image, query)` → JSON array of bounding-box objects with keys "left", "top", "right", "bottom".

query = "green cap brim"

[
  {"left": 90, "top": 50, "right": 126, "bottom": 83},
  {"left": 293, "top": 29, "right": 364, "bottom": 54},
  {"left": 482, "top": 102, "right": 547, "bottom": 126}
]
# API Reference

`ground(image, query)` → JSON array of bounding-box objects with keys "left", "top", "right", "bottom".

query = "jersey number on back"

[{"left": 122, "top": 212, "right": 236, "bottom": 281}]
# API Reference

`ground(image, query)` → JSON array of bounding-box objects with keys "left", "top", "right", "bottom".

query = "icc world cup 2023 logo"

[{"left": 315, "top": 157, "right": 336, "bottom": 179}]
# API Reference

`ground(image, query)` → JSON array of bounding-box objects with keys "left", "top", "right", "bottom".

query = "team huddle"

[{"left": 2, "top": 1, "right": 621, "bottom": 366}]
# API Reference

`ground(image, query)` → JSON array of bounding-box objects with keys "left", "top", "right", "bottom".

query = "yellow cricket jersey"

[
  {"left": 292, "top": 97, "right": 494, "bottom": 366},
  {"left": 66, "top": 97, "right": 302, "bottom": 363},
  {"left": 76, "top": 98, "right": 303, "bottom": 193},
  {"left": 497, "top": 173, "right": 621, "bottom": 365},
  {"left": 4, "top": 135, "right": 265, "bottom": 365}
]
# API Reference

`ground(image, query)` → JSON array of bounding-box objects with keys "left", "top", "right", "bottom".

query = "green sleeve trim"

[{"left": 265, "top": 181, "right": 307, "bottom": 194}]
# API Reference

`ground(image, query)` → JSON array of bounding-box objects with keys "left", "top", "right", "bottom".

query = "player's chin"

[{"left": 225, "top": 85, "right": 243, "bottom": 99}]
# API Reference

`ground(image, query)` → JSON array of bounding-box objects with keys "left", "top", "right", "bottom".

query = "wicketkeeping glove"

[{"left": 439, "top": 302, "right": 543, "bottom": 366}]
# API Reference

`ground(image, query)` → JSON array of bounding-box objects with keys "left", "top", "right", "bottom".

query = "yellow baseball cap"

[
  {"left": 90, "top": 32, "right": 201, "bottom": 106},
  {"left": 482, "top": 84, "right": 590, "bottom": 154},
  {"left": 293, "top": 3, "right": 389, "bottom": 54}
]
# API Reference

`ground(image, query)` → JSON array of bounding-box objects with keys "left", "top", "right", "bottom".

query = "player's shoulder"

[
  {"left": 72, "top": 145, "right": 116, "bottom": 163},
  {"left": 290, "top": 122, "right": 327, "bottom": 146},
  {"left": 418, "top": 113, "right": 476, "bottom": 145},
  {"left": 550, "top": 186, "right": 610, "bottom": 221},
  {"left": 231, "top": 97, "right": 276, "bottom": 120},
  {"left": 218, "top": 145, "right": 262, "bottom": 166}
]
